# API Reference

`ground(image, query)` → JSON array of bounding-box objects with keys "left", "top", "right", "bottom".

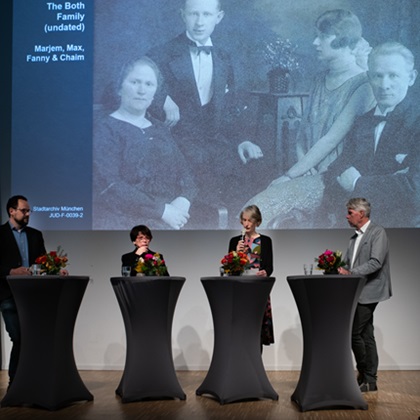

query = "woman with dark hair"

[
  {"left": 93, "top": 57, "right": 196, "bottom": 230},
  {"left": 248, "top": 10, "right": 375, "bottom": 228},
  {"left": 121, "top": 225, "right": 168, "bottom": 276},
  {"left": 228, "top": 205, "right": 274, "bottom": 351},
  {"left": 276, "top": 9, "right": 375, "bottom": 180}
]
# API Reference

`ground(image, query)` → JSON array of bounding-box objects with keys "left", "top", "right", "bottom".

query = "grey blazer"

[{"left": 344, "top": 222, "right": 392, "bottom": 304}]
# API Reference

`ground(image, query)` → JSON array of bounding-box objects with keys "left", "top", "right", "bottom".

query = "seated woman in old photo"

[
  {"left": 247, "top": 9, "right": 375, "bottom": 228},
  {"left": 92, "top": 57, "right": 196, "bottom": 230},
  {"left": 279, "top": 9, "right": 375, "bottom": 179}
]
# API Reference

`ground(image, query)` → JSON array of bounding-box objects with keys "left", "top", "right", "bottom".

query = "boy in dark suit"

[{"left": 148, "top": 0, "right": 264, "bottom": 226}]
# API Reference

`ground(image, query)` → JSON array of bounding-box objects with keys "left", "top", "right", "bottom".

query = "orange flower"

[
  {"left": 220, "top": 251, "right": 250, "bottom": 275},
  {"left": 35, "top": 246, "right": 68, "bottom": 275}
]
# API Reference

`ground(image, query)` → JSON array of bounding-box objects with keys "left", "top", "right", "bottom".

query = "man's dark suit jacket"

[
  {"left": 0, "top": 222, "right": 46, "bottom": 300},
  {"left": 147, "top": 33, "right": 275, "bottom": 217},
  {"left": 325, "top": 93, "right": 420, "bottom": 227},
  {"left": 148, "top": 33, "right": 241, "bottom": 158},
  {"left": 149, "top": 34, "right": 235, "bottom": 127}
]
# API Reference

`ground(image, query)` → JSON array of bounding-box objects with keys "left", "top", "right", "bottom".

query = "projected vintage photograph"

[{"left": 92, "top": 0, "right": 420, "bottom": 230}]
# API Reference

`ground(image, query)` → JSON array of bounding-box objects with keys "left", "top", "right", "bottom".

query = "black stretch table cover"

[
  {"left": 196, "top": 277, "right": 278, "bottom": 404},
  {"left": 1, "top": 276, "right": 93, "bottom": 410},
  {"left": 287, "top": 275, "right": 368, "bottom": 411},
  {"left": 111, "top": 276, "right": 186, "bottom": 402}
]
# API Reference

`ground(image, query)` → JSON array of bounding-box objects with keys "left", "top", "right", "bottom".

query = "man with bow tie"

[
  {"left": 323, "top": 42, "right": 420, "bottom": 227},
  {"left": 148, "top": 0, "right": 264, "bottom": 227},
  {"left": 338, "top": 198, "right": 392, "bottom": 393}
]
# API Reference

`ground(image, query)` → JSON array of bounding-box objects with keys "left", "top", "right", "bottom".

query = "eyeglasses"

[
  {"left": 136, "top": 235, "right": 151, "bottom": 241},
  {"left": 16, "top": 208, "right": 32, "bottom": 215}
]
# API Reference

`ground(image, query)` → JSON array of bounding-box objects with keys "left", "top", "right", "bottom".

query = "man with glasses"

[{"left": 0, "top": 195, "right": 46, "bottom": 388}]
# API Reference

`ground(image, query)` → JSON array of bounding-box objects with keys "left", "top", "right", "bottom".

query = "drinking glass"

[
  {"left": 303, "top": 264, "right": 313, "bottom": 275},
  {"left": 121, "top": 266, "right": 131, "bottom": 277},
  {"left": 31, "top": 264, "right": 42, "bottom": 276}
]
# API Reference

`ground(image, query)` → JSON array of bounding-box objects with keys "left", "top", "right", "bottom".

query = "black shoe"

[{"left": 360, "top": 382, "right": 378, "bottom": 392}]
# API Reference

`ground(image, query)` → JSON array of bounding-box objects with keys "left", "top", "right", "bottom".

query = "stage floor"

[{"left": 0, "top": 370, "right": 419, "bottom": 419}]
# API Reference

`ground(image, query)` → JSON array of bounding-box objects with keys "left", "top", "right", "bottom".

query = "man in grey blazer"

[{"left": 338, "top": 197, "right": 392, "bottom": 392}]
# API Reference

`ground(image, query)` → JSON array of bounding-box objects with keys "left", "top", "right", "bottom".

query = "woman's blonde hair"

[{"left": 240, "top": 204, "right": 262, "bottom": 226}]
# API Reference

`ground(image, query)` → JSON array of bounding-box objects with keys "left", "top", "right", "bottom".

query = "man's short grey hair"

[
  {"left": 346, "top": 198, "right": 371, "bottom": 218},
  {"left": 368, "top": 41, "right": 415, "bottom": 70}
]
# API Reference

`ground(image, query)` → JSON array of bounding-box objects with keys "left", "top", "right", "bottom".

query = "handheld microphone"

[{"left": 241, "top": 229, "right": 246, "bottom": 241}]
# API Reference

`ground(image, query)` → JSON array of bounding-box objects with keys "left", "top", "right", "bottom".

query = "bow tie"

[{"left": 191, "top": 45, "right": 213, "bottom": 55}]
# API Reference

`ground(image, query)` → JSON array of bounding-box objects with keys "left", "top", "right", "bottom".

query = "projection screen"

[{"left": 5, "top": 0, "right": 420, "bottom": 230}]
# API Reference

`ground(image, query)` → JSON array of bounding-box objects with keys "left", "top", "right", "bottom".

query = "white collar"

[{"left": 356, "top": 220, "right": 371, "bottom": 235}]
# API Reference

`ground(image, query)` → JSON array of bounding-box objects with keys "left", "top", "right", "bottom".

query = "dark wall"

[{"left": 0, "top": 0, "right": 12, "bottom": 218}]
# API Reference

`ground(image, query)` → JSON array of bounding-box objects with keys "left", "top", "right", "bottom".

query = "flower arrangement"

[
  {"left": 315, "top": 249, "right": 346, "bottom": 274},
  {"left": 262, "top": 37, "right": 300, "bottom": 73},
  {"left": 135, "top": 253, "right": 168, "bottom": 276},
  {"left": 35, "top": 246, "right": 68, "bottom": 275},
  {"left": 220, "top": 251, "right": 250, "bottom": 275}
]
